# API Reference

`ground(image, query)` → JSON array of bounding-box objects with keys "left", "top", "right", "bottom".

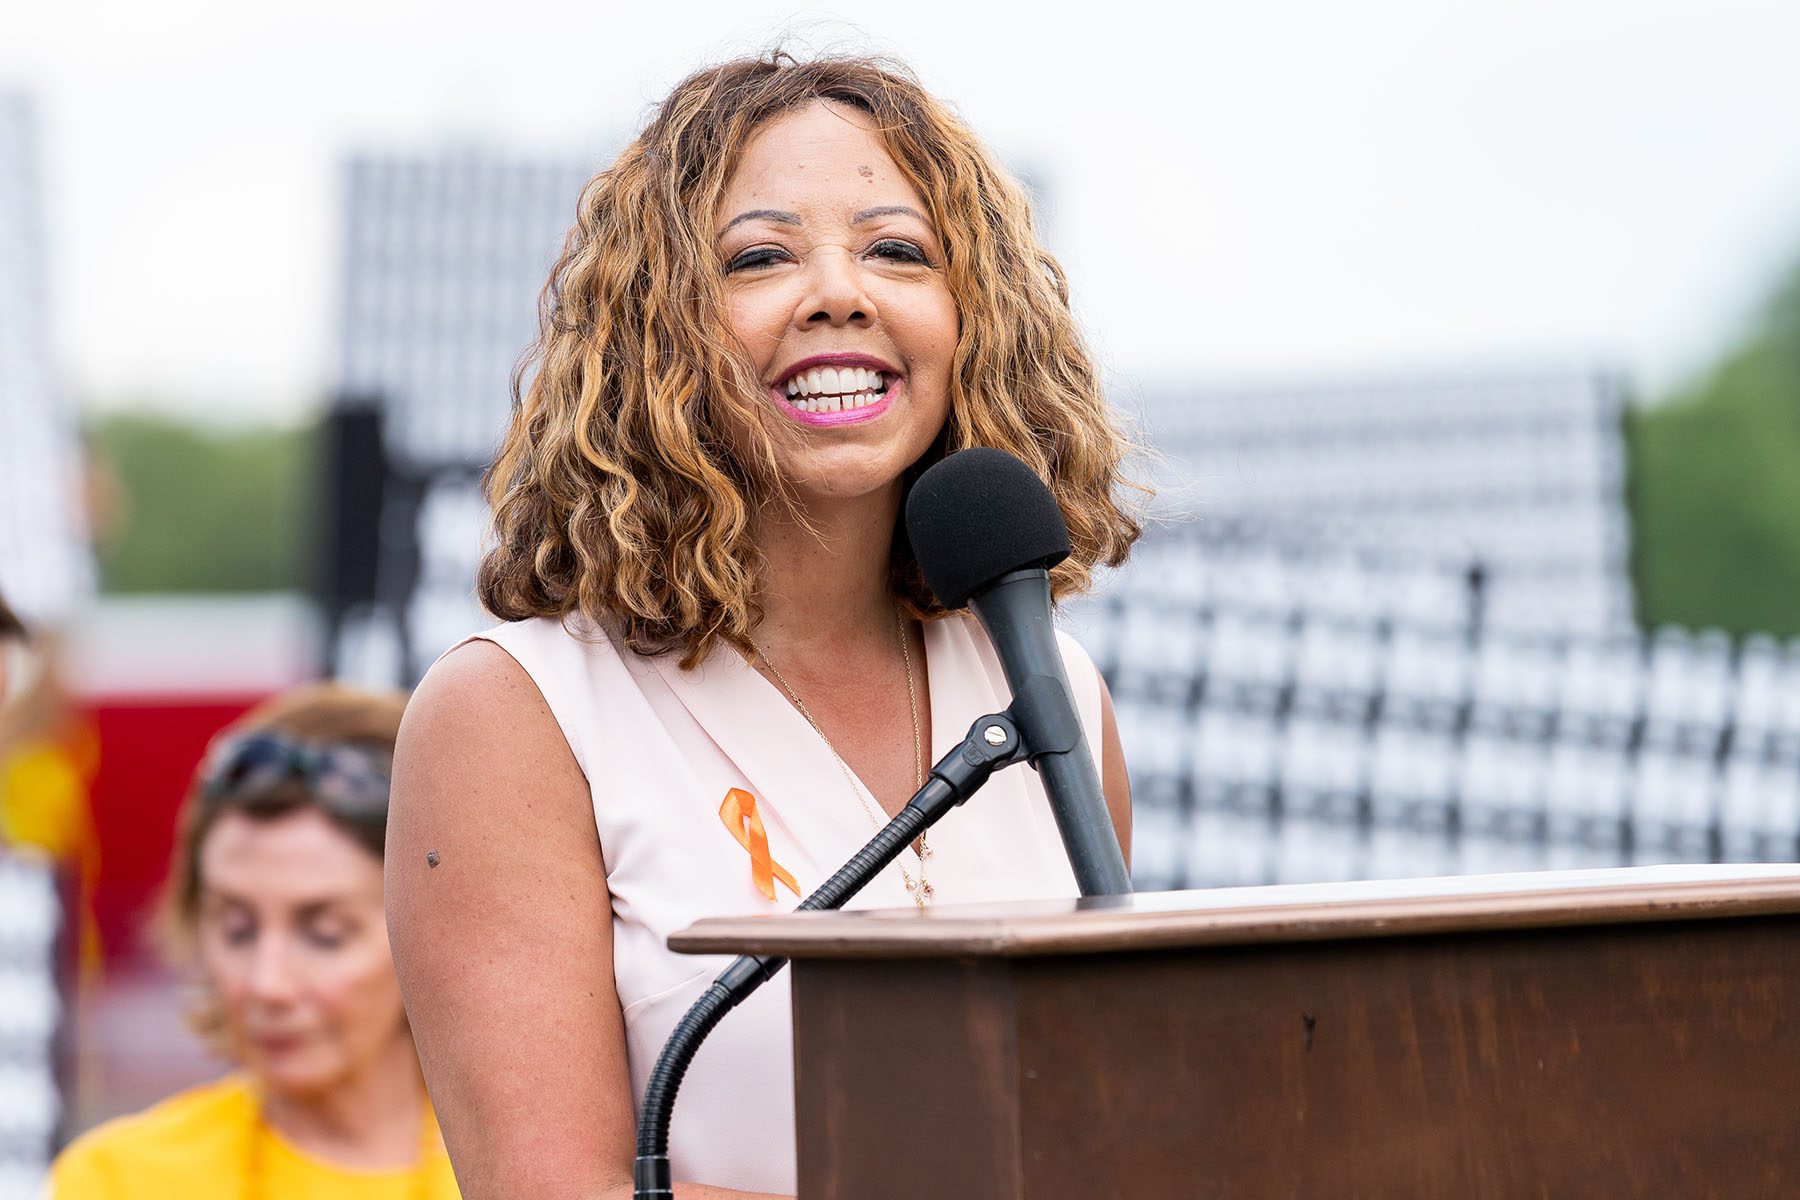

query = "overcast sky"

[{"left": 8, "top": 0, "right": 1800, "bottom": 422}]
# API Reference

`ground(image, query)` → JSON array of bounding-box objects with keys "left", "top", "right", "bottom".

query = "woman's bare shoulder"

[
  {"left": 403, "top": 637, "right": 563, "bottom": 748},
  {"left": 395, "top": 637, "right": 588, "bottom": 823},
  {"left": 409, "top": 636, "right": 545, "bottom": 718}
]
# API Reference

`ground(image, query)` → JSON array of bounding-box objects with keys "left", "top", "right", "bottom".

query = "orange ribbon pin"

[{"left": 718, "top": 788, "right": 800, "bottom": 902}]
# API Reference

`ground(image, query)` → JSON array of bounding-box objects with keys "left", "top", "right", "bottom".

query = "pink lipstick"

[{"left": 771, "top": 353, "right": 902, "bottom": 428}]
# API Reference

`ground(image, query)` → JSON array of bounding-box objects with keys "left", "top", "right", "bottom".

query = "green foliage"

[
  {"left": 1631, "top": 259, "right": 1800, "bottom": 637},
  {"left": 88, "top": 412, "right": 319, "bottom": 594}
]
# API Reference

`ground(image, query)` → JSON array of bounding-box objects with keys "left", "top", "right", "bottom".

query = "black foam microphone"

[{"left": 905, "top": 447, "right": 1132, "bottom": 896}]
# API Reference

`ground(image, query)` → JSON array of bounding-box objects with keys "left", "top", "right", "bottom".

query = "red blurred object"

[
  {"left": 65, "top": 594, "right": 322, "bottom": 967},
  {"left": 83, "top": 695, "right": 267, "bottom": 964}
]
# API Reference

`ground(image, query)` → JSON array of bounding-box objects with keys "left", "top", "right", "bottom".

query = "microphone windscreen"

[{"left": 905, "top": 447, "right": 1072, "bottom": 610}]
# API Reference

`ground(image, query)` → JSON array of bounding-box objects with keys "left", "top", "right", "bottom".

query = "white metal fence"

[
  {"left": 1072, "top": 540, "right": 1800, "bottom": 891},
  {"left": 0, "top": 850, "right": 69, "bottom": 1200}
]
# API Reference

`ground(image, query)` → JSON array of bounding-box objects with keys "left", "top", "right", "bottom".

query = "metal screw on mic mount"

[{"left": 983, "top": 725, "right": 1008, "bottom": 746}]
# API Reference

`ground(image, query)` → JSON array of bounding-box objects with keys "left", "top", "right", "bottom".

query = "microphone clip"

[{"left": 927, "top": 710, "right": 1029, "bottom": 805}]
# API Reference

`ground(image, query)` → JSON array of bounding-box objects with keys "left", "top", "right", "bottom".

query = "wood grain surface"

[{"left": 791, "top": 914, "right": 1800, "bottom": 1198}]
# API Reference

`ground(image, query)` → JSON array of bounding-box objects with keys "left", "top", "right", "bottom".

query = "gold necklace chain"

[{"left": 749, "top": 608, "right": 933, "bottom": 908}]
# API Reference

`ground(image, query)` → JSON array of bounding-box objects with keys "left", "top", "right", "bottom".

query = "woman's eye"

[
  {"left": 725, "top": 246, "right": 790, "bottom": 273},
  {"left": 869, "top": 239, "right": 929, "bottom": 265},
  {"left": 300, "top": 916, "right": 352, "bottom": 949},
  {"left": 221, "top": 922, "right": 256, "bottom": 947}
]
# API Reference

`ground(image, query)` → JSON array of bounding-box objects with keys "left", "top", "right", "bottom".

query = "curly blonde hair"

[{"left": 479, "top": 50, "right": 1143, "bottom": 668}]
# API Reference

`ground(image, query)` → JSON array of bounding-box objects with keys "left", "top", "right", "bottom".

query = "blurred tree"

[
  {"left": 87, "top": 412, "right": 318, "bottom": 594},
  {"left": 1632, "top": 257, "right": 1800, "bottom": 637}
]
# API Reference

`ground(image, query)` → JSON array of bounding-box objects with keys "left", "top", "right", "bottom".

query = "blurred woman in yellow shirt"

[{"left": 50, "top": 683, "right": 459, "bottom": 1198}]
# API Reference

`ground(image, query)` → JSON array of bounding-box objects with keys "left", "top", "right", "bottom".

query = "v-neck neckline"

[
  {"left": 650, "top": 618, "right": 952, "bottom": 868},
  {"left": 734, "top": 626, "right": 943, "bottom": 841}
]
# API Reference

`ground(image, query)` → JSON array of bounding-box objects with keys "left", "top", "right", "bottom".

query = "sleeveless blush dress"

[{"left": 459, "top": 612, "right": 1103, "bottom": 1194}]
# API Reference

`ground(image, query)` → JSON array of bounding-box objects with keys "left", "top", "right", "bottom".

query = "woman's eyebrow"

[
  {"left": 295, "top": 899, "right": 356, "bottom": 921},
  {"left": 199, "top": 888, "right": 357, "bottom": 914},
  {"left": 853, "top": 205, "right": 929, "bottom": 225},
  {"left": 719, "top": 208, "right": 802, "bottom": 235}
]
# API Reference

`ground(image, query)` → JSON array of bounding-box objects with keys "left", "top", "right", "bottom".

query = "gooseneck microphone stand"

[{"left": 633, "top": 712, "right": 1030, "bottom": 1200}]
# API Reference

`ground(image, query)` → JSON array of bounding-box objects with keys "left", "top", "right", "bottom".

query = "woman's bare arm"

[
  {"left": 1099, "top": 675, "right": 1133, "bottom": 871},
  {"left": 387, "top": 641, "right": 787, "bottom": 1199}
]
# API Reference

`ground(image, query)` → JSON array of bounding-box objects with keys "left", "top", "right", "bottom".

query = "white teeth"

[
  {"left": 782, "top": 366, "right": 893, "bottom": 397},
  {"left": 786, "top": 390, "right": 886, "bottom": 415},
  {"left": 781, "top": 364, "right": 895, "bottom": 413}
]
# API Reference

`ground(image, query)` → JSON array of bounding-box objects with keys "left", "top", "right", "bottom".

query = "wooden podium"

[{"left": 671, "top": 864, "right": 1800, "bottom": 1199}]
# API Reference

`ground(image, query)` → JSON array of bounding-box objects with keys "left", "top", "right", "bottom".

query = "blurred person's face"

[
  {"left": 195, "top": 806, "right": 406, "bottom": 1097},
  {"left": 1, "top": 635, "right": 28, "bottom": 708},
  {"left": 716, "top": 100, "right": 959, "bottom": 506}
]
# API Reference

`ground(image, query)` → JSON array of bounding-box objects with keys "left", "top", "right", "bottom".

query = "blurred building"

[
  {"left": 323, "top": 149, "right": 595, "bottom": 684},
  {"left": 1082, "top": 546, "right": 1800, "bottom": 891},
  {"left": 0, "top": 850, "right": 67, "bottom": 1200},
  {"left": 0, "top": 88, "right": 88, "bottom": 1200},
  {"left": 1139, "top": 370, "right": 1632, "bottom": 635},
  {"left": 0, "top": 93, "right": 92, "bottom": 627},
  {"left": 1084, "top": 371, "right": 1796, "bottom": 891}
]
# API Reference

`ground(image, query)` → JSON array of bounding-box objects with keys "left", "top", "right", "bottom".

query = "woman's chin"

[
  {"left": 786, "top": 471, "right": 900, "bottom": 503},
  {"left": 775, "top": 442, "right": 942, "bottom": 506},
  {"left": 245, "top": 1047, "right": 343, "bottom": 1096}
]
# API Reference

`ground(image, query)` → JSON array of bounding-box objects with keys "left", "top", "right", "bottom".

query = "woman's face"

[
  {"left": 716, "top": 100, "right": 960, "bottom": 504},
  {"left": 195, "top": 806, "right": 407, "bottom": 1098}
]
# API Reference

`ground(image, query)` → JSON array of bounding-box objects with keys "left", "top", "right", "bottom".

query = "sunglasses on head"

[{"left": 199, "top": 732, "right": 391, "bottom": 825}]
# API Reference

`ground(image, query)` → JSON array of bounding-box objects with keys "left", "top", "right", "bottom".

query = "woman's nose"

[
  {"left": 796, "top": 248, "right": 876, "bottom": 328},
  {"left": 245, "top": 933, "right": 299, "bottom": 1001}
]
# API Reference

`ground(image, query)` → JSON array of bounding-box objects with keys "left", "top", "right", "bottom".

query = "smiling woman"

[
  {"left": 387, "top": 51, "right": 1144, "bottom": 1200},
  {"left": 714, "top": 102, "right": 958, "bottom": 505},
  {"left": 49, "top": 684, "right": 459, "bottom": 1200}
]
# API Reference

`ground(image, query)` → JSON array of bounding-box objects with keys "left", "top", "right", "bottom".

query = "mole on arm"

[{"left": 426, "top": 850, "right": 441, "bottom": 869}]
